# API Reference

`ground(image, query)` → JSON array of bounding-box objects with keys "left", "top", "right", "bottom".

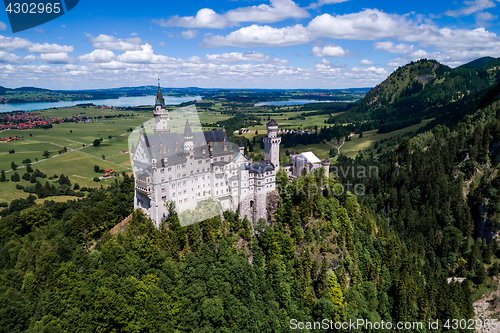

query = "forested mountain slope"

[
  {"left": 0, "top": 160, "right": 495, "bottom": 332},
  {"left": 336, "top": 58, "right": 500, "bottom": 133}
]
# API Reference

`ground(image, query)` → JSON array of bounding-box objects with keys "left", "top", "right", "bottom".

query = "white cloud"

[
  {"left": 0, "top": 51, "right": 23, "bottom": 63},
  {"left": 61, "top": 25, "right": 66, "bottom": 28},
  {"left": 131, "top": 32, "right": 138, "bottom": 36},
  {"left": 86, "top": 34, "right": 143, "bottom": 51},
  {"left": 373, "top": 41, "right": 414, "bottom": 53},
  {"left": 475, "top": 11, "right": 498, "bottom": 22},
  {"left": 40, "top": 52, "right": 75, "bottom": 64},
  {"left": 153, "top": 0, "right": 309, "bottom": 29},
  {"left": 312, "top": 45, "right": 352, "bottom": 57},
  {"left": 115, "top": 44, "right": 174, "bottom": 64},
  {"left": 0, "top": 21, "right": 7, "bottom": 31},
  {"left": 0, "top": 35, "right": 32, "bottom": 51},
  {"left": 78, "top": 50, "right": 116, "bottom": 63},
  {"left": 204, "top": 51, "right": 289, "bottom": 64},
  {"left": 181, "top": 30, "right": 198, "bottom": 39},
  {"left": 158, "top": 41, "right": 165, "bottom": 46},
  {"left": 445, "top": 0, "right": 496, "bottom": 17},
  {"left": 202, "top": 24, "right": 309, "bottom": 47},
  {"left": 35, "top": 28, "right": 45, "bottom": 34},
  {"left": 307, "top": 9, "right": 411, "bottom": 40},
  {"left": 154, "top": 8, "right": 229, "bottom": 29},
  {"left": 359, "top": 59, "right": 373, "bottom": 65},
  {"left": 309, "top": 0, "right": 349, "bottom": 9},
  {"left": 28, "top": 43, "right": 74, "bottom": 53},
  {"left": 387, "top": 57, "right": 407, "bottom": 68},
  {"left": 224, "top": 0, "right": 309, "bottom": 24}
]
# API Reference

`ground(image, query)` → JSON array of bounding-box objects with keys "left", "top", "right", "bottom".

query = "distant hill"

[
  {"left": 459, "top": 56, "right": 496, "bottom": 68},
  {"left": 337, "top": 57, "right": 500, "bottom": 133}
]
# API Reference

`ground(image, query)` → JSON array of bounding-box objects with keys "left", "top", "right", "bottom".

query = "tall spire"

[
  {"left": 155, "top": 80, "right": 165, "bottom": 107},
  {"left": 184, "top": 119, "right": 193, "bottom": 140}
]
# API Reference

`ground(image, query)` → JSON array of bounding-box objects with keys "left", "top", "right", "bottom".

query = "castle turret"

[
  {"left": 154, "top": 82, "right": 170, "bottom": 134},
  {"left": 183, "top": 119, "right": 194, "bottom": 152},
  {"left": 238, "top": 141, "right": 245, "bottom": 155},
  {"left": 263, "top": 119, "right": 281, "bottom": 168},
  {"left": 322, "top": 158, "right": 330, "bottom": 178}
]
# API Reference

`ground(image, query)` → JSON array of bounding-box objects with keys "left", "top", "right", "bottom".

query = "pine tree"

[
  {"left": 0, "top": 170, "right": 6, "bottom": 182},
  {"left": 328, "top": 271, "right": 345, "bottom": 306},
  {"left": 11, "top": 171, "right": 20, "bottom": 182}
]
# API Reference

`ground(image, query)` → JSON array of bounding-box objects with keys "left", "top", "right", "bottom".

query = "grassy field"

[{"left": 337, "top": 119, "right": 433, "bottom": 158}]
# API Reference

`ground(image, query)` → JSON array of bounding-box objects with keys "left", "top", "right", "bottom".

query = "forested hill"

[{"left": 336, "top": 57, "right": 500, "bottom": 133}]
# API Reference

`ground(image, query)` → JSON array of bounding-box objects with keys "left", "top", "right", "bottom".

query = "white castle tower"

[
  {"left": 263, "top": 119, "right": 281, "bottom": 167},
  {"left": 153, "top": 83, "right": 170, "bottom": 134}
]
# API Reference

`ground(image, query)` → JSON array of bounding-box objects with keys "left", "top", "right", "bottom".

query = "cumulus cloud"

[
  {"left": 312, "top": 45, "right": 353, "bottom": 57},
  {"left": 40, "top": 52, "right": 75, "bottom": 64},
  {"left": 359, "top": 59, "right": 373, "bottom": 65},
  {"left": 0, "top": 51, "right": 23, "bottom": 63},
  {"left": 181, "top": 30, "right": 198, "bottom": 39},
  {"left": 154, "top": 8, "right": 229, "bottom": 29},
  {"left": 445, "top": 0, "right": 496, "bottom": 17},
  {"left": 202, "top": 24, "right": 309, "bottom": 47},
  {"left": 0, "top": 35, "right": 32, "bottom": 51},
  {"left": 153, "top": 0, "right": 308, "bottom": 29},
  {"left": 85, "top": 34, "right": 143, "bottom": 51},
  {"left": 373, "top": 41, "right": 414, "bottom": 53},
  {"left": 0, "top": 21, "right": 6, "bottom": 31},
  {"left": 224, "top": 0, "right": 309, "bottom": 23},
  {"left": 78, "top": 50, "right": 116, "bottom": 63},
  {"left": 307, "top": 9, "right": 412, "bottom": 40},
  {"left": 28, "top": 43, "right": 74, "bottom": 53}
]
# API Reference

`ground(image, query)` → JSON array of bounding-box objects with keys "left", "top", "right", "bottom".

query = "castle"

[{"left": 131, "top": 84, "right": 281, "bottom": 227}]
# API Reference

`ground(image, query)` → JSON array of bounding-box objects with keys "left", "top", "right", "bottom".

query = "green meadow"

[{"left": 337, "top": 119, "right": 433, "bottom": 158}]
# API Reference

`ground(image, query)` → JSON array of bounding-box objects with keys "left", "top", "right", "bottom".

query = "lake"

[
  {"left": 0, "top": 95, "right": 202, "bottom": 113},
  {"left": 254, "top": 99, "right": 354, "bottom": 106}
]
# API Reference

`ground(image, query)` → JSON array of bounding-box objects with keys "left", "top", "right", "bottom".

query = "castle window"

[
  {"left": 152, "top": 144, "right": 154, "bottom": 147},
  {"left": 175, "top": 141, "right": 178, "bottom": 144},
  {"left": 175, "top": 147, "right": 177, "bottom": 151},
  {"left": 200, "top": 143, "right": 202, "bottom": 146},
  {"left": 198, "top": 160, "right": 202, "bottom": 164},
  {"left": 221, "top": 157, "right": 224, "bottom": 161},
  {"left": 202, "top": 149, "right": 206, "bottom": 154},
  {"left": 160, "top": 169, "right": 164, "bottom": 173},
  {"left": 160, "top": 143, "right": 162, "bottom": 146},
  {"left": 168, "top": 167, "right": 172, "bottom": 172},
  {"left": 161, "top": 178, "right": 165, "bottom": 182},
  {"left": 167, "top": 148, "right": 170, "bottom": 152},
  {"left": 159, "top": 150, "right": 162, "bottom": 154}
]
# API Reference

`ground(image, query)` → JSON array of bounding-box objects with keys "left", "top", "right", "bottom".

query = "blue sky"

[{"left": 0, "top": 0, "right": 499, "bottom": 89}]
